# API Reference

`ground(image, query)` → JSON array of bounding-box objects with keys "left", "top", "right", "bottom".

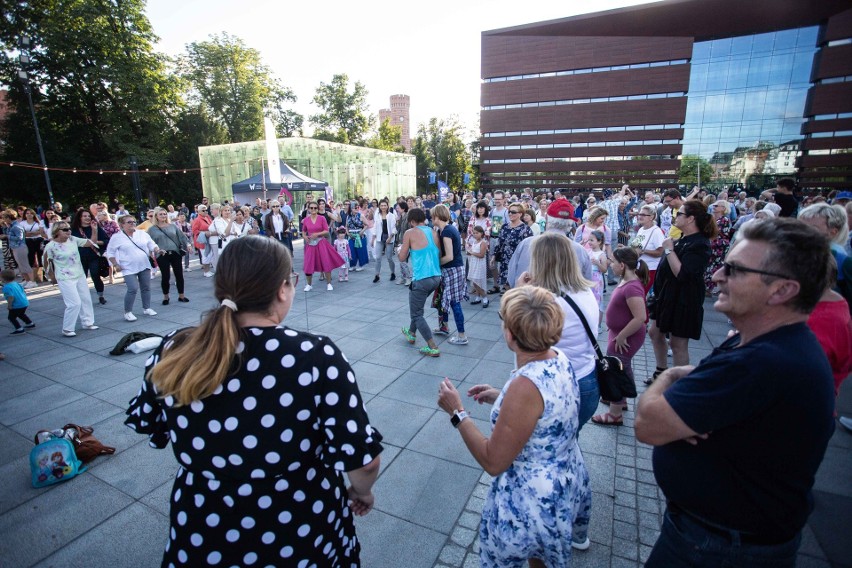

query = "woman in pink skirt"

[{"left": 301, "top": 203, "right": 344, "bottom": 292}]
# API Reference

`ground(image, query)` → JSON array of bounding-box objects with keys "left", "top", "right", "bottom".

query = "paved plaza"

[{"left": 0, "top": 242, "right": 849, "bottom": 568}]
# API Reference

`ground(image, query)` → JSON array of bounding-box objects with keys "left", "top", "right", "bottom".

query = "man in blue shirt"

[{"left": 636, "top": 218, "right": 835, "bottom": 568}]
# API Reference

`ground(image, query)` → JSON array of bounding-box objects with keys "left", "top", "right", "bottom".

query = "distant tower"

[{"left": 378, "top": 94, "right": 410, "bottom": 152}]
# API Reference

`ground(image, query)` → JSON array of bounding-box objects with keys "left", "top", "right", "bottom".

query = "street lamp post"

[{"left": 18, "top": 36, "right": 55, "bottom": 208}]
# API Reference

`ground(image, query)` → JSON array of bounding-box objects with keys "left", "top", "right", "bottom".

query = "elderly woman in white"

[{"left": 106, "top": 215, "right": 161, "bottom": 322}]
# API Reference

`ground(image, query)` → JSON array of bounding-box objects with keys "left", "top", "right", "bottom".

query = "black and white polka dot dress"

[{"left": 125, "top": 326, "right": 383, "bottom": 568}]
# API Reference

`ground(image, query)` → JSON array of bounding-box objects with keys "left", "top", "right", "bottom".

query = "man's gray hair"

[{"left": 545, "top": 215, "right": 574, "bottom": 234}]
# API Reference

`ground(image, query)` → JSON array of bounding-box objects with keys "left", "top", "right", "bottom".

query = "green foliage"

[
  {"left": 411, "top": 117, "right": 472, "bottom": 193},
  {"left": 678, "top": 154, "right": 713, "bottom": 187},
  {"left": 310, "top": 74, "right": 373, "bottom": 145},
  {"left": 0, "top": 0, "right": 181, "bottom": 206},
  {"left": 179, "top": 33, "right": 302, "bottom": 142},
  {"left": 366, "top": 118, "right": 405, "bottom": 153}
]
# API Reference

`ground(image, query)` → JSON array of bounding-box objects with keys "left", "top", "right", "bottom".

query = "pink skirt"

[{"left": 303, "top": 239, "right": 344, "bottom": 274}]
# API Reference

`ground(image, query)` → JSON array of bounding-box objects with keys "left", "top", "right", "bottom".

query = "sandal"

[
  {"left": 592, "top": 412, "right": 623, "bottom": 426},
  {"left": 600, "top": 399, "right": 629, "bottom": 410},
  {"left": 644, "top": 369, "right": 665, "bottom": 386},
  {"left": 487, "top": 287, "right": 501, "bottom": 295}
]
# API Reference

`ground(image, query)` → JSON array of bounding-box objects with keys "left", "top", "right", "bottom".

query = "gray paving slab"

[
  {"left": 0, "top": 240, "right": 847, "bottom": 568},
  {"left": 33, "top": 502, "right": 169, "bottom": 568},
  {"left": 372, "top": 449, "right": 481, "bottom": 535},
  {"left": 0, "top": 474, "right": 134, "bottom": 566}
]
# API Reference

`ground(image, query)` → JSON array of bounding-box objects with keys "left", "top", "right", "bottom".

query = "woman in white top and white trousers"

[{"left": 106, "top": 215, "right": 161, "bottom": 321}]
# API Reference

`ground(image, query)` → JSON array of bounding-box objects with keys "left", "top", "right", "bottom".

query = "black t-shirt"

[
  {"left": 438, "top": 224, "right": 464, "bottom": 269},
  {"left": 653, "top": 323, "right": 835, "bottom": 539},
  {"left": 774, "top": 192, "right": 798, "bottom": 217}
]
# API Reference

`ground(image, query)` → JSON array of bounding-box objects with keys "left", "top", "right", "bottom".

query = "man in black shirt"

[
  {"left": 760, "top": 177, "right": 798, "bottom": 217},
  {"left": 636, "top": 218, "right": 835, "bottom": 567}
]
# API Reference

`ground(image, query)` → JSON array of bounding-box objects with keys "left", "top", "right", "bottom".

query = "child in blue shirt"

[{"left": 2, "top": 269, "right": 34, "bottom": 335}]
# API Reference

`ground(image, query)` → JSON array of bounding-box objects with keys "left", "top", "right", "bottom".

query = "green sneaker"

[
  {"left": 401, "top": 327, "right": 416, "bottom": 344},
  {"left": 419, "top": 346, "right": 440, "bottom": 357}
]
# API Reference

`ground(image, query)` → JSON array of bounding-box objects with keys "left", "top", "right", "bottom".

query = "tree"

[
  {"left": 0, "top": 0, "right": 182, "bottom": 207},
  {"left": 365, "top": 117, "right": 405, "bottom": 153},
  {"left": 678, "top": 154, "right": 713, "bottom": 187},
  {"left": 411, "top": 117, "right": 472, "bottom": 194},
  {"left": 310, "top": 74, "right": 373, "bottom": 145},
  {"left": 179, "top": 33, "right": 301, "bottom": 142}
]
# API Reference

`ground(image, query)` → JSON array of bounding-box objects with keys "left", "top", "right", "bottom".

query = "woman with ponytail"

[
  {"left": 646, "top": 199, "right": 717, "bottom": 385},
  {"left": 593, "top": 247, "right": 649, "bottom": 426},
  {"left": 125, "top": 235, "right": 383, "bottom": 567}
]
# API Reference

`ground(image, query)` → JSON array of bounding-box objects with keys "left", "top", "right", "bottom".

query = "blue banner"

[{"left": 428, "top": 171, "right": 436, "bottom": 184}]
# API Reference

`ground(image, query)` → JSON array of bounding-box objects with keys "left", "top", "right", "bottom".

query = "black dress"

[
  {"left": 651, "top": 233, "right": 711, "bottom": 340},
  {"left": 126, "top": 326, "right": 383, "bottom": 567}
]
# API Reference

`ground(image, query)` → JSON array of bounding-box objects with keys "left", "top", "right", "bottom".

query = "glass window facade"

[{"left": 681, "top": 27, "right": 819, "bottom": 187}]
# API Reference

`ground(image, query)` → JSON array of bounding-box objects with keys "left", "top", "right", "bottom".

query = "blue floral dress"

[{"left": 480, "top": 349, "right": 592, "bottom": 567}]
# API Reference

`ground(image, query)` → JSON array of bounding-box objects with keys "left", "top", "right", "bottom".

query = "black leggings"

[
  {"left": 8, "top": 307, "right": 32, "bottom": 328},
  {"left": 25, "top": 238, "right": 43, "bottom": 268},
  {"left": 81, "top": 255, "right": 105, "bottom": 294},
  {"left": 159, "top": 252, "right": 185, "bottom": 295}
]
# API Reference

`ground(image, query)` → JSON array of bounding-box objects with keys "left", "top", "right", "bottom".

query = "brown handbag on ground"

[{"left": 61, "top": 423, "right": 116, "bottom": 464}]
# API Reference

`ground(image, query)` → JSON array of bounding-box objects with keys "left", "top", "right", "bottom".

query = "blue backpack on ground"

[{"left": 30, "top": 434, "right": 86, "bottom": 488}]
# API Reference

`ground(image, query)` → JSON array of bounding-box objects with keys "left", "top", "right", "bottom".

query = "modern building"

[
  {"left": 479, "top": 0, "right": 852, "bottom": 194},
  {"left": 378, "top": 94, "right": 411, "bottom": 152}
]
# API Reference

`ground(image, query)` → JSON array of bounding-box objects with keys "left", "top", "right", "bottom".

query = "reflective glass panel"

[{"left": 682, "top": 27, "right": 818, "bottom": 186}]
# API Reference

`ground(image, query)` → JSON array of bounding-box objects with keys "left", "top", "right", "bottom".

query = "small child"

[
  {"left": 2, "top": 269, "right": 35, "bottom": 335},
  {"left": 466, "top": 226, "right": 489, "bottom": 308},
  {"left": 586, "top": 230, "right": 609, "bottom": 320},
  {"left": 334, "top": 227, "right": 351, "bottom": 282}
]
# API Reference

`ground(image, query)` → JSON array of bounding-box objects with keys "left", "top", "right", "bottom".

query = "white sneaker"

[
  {"left": 354, "top": 266, "right": 364, "bottom": 272},
  {"left": 81, "top": 324, "right": 99, "bottom": 330},
  {"left": 204, "top": 272, "right": 213, "bottom": 278},
  {"left": 143, "top": 308, "right": 158, "bottom": 316},
  {"left": 571, "top": 536, "right": 590, "bottom": 551},
  {"left": 304, "top": 284, "right": 313, "bottom": 292},
  {"left": 184, "top": 267, "right": 192, "bottom": 272},
  {"left": 24, "top": 281, "right": 38, "bottom": 289},
  {"left": 62, "top": 330, "right": 77, "bottom": 337},
  {"left": 124, "top": 312, "right": 137, "bottom": 322},
  {"left": 327, "top": 283, "right": 333, "bottom": 291}
]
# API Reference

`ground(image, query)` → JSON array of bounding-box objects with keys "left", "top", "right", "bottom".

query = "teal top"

[{"left": 410, "top": 225, "right": 441, "bottom": 281}]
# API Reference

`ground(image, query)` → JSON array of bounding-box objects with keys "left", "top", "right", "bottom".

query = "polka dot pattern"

[{"left": 125, "top": 327, "right": 383, "bottom": 566}]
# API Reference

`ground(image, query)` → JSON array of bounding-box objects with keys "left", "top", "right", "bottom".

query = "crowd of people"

[{"left": 2, "top": 179, "right": 851, "bottom": 567}]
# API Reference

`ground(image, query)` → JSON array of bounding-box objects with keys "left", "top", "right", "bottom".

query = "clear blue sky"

[{"left": 145, "top": 0, "right": 651, "bottom": 140}]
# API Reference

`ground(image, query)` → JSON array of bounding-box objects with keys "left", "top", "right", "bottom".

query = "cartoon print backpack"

[{"left": 30, "top": 429, "right": 87, "bottom": 488}]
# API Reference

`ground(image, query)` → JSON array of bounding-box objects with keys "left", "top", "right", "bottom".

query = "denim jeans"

[
  {"left": 645, "top": 507, "right": 801, "bottom": 568},
  {"left": 124, "top": 269, "right": 151, "bottom": 312},
  {"left": 576, "top": 368, "right": 600, "bottom": 432}
]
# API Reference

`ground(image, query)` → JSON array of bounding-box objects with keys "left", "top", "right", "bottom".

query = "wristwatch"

[
  {"left": 451, "top": 409, "right": 469, "bottom": 428},
  {"left": 664, "top": 248, "right": 673, "bottom": 256}
]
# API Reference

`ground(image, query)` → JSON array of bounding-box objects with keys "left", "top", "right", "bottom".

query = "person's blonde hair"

[
  {"left": 499, "top": 286, "right": 563, "bottom": 353},
  {"left": 148, "top": 236, "right": 294, "bottom": 406},
  {"left": 712, "top": 199, "right": 731, "bottom": 216},
  {"left": 799, "top": 203, "right": 849, "bottom": 246},
  {"left": 585, "top": 206, "right": 607, "bottom": 226},
  {"left": 529, "top": 233, "right": 592, "bottom": 294},
  {"left": 152, "top": 207, "right": 171, "bottom": 225},
  {"left": 430, "top": 204, "right": 450, "bottom": 223},
  {"left": 50, "top": 220, "right": 71, "bottom": 238},
  {"left": 639, "top": 204, "right": 657, "bottom": 219}
]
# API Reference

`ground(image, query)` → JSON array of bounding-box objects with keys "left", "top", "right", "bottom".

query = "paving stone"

[
  {"left": 364, "top": 396, "right": 434, "bottom": 447},
  {"left": 614, "top": 492, "right": 636, "bottom": 508},
  {"left": 611, "top": 535, "right": 639, "bottom": 561},
  {"left": 355, "top": 510, "right": 445, "bottom": 568},
  {"left": 372, "top": 450, "right": 480, "bottom": 534},
  {"left": 639, "top": 524, "right": 660, "bottom": 547},
  {"left": 613, "top": 519, "right": 638, "bottom": 541},
  {"left": 636, "top": 495, "right": 660, "bottom": 514},
  {"left": 451, "top": 525, "right": 477, "bottom": 547},
  {"left": 0, "top": 474, "right": 134, "bottom": 566},
  {"left": 636, "top": 481, "right": 658, "bottom": 498},
  {"left": 463, "top": 551, "right": 480, "bottom": 568},
  {"left": 614, "top": 477, "right": 636, "bottom": 494},
  {"left": 439, "top": 543, "right": 466, "bottom": 565},
  {"left": 613, "top": 504, "right": 637, "bottom": 524},
  {"left": 407, "top": 412, "right": 489, "bottom": 469},
  {"left": 33, "top": 502, "right": 169, "bottom": 568},
  {"left": 458, "top": 511, "right": 481, "bottom": 530}
]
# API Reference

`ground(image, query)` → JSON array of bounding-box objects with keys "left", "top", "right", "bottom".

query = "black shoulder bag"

[{"left": 560, "top": 293, "right": 638, "bottom": 401}]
